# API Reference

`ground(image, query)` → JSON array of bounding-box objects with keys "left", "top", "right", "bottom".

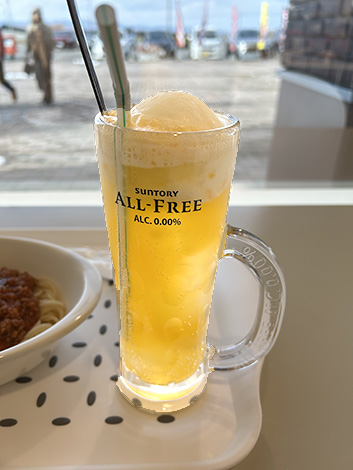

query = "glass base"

[{"left": 117, "top": 358, "right": 211, "bottom": 413}]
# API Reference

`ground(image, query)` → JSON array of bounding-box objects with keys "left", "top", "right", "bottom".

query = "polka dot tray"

[{"left": 0, "top": 234, "right": 263, "bottom": 470}]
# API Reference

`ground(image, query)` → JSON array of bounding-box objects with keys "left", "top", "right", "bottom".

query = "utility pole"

[{"left": 199, "top": 0, "right": 209, "bottom": 44}]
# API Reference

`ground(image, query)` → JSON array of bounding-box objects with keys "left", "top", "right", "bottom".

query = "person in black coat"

[{"left": 0, "top": 28, "right": 17, "bottom": 103}]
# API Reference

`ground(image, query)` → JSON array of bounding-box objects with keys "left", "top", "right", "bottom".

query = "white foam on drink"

[{"left": 95, "top": 92, "right": 239, "bottom": 200}]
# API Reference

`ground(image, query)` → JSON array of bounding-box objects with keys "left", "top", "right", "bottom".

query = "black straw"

[{"left": 66, "top": 0, "right": 106, "bottom": 113}]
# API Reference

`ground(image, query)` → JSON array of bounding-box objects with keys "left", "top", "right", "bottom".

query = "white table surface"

[
  {"left": 228, "top": 205, "right": 353, "bottom": 470},
  {"left": 1, "top": 203, "right": 352, "bottom": 469}
]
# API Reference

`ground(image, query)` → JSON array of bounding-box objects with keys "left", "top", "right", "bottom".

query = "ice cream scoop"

[{"left": 129, "top": 91, "right": 222, "bottom": 132}]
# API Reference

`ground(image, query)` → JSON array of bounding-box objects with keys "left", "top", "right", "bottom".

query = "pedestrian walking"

[
  {"left": 0, "top": 28, "right": 17, "bottom": 103},
  {"left": 25, "top": 7, "right": 55, "bottom": 104}
]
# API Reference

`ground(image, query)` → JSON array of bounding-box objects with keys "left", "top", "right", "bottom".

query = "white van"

[{"left": 189, "top": 28, "right": 227, "bottom": 60}]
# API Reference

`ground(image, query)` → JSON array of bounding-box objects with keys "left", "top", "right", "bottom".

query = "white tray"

[{"left": 0, "top": 230, "right": 263, "bottom": 470}]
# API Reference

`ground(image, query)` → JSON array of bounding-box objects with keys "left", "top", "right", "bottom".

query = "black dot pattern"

[
  {"left": 157, "top": 415, "right": 175, "bottom": 423},
  {"left": 105, "top": 416, "right": 123, "bottom": 424},
  {"left": 132, "top": 398, "right": 142, "bottom": 408},
  {"left": 99, "top": 325, "right": 107, "bottom": 335},
  {"left": 0, "top": 418, "right": 17, "bottom": 427},
  {"left": 87, "top": 391, "right": 96, "bottom": 406},
  {"left": 36, "top": 392, "right": 47, "bottom": 407},
  {"left": 49, "top": 355, "right": 58, "bottom": 368},
  {"left": 94, "top": 354, "right": 102, "bottom": 367},
  {"left": 72, "top": 341, "right": 87, "bottom": 348},
  {"left": 0, "top": 282, "right": 184, "bottom": 452},
  {"left": 63, "top": 375, "right": 80, "bottom": 383},
  {"left": 15, "top": 376, "right": 32, "bottom": 384},
  {"left": 52, "top": 417, "right": 71, "bottom": 426}
]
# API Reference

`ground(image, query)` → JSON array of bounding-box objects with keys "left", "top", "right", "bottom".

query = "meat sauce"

[{"left": 0, "top": 267, "right": 41, "bottom": 351}]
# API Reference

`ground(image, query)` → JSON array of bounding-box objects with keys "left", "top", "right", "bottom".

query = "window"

[{"left": 0, "top": 0, "right": 352, "bottom": 208}]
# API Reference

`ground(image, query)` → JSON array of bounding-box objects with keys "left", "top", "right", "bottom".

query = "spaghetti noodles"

[{"left": 25, "top": 277, "right": 66, "bottom": 340}]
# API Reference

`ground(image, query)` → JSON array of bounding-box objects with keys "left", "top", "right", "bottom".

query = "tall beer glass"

[{"left": 94, "top": 110, "right": 285, "bottom": 413}]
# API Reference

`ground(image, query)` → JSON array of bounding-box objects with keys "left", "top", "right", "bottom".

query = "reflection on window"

[
  {"left": 282, "top": 0, "right": 353, "bottom": 89},
  {"left": 268, "top": 0, "right": 353, "bottom": 182}
]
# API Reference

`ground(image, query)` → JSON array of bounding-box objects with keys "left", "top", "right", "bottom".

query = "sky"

[{"left": 1, "top": 0, "right": 289, "bottom": 33}]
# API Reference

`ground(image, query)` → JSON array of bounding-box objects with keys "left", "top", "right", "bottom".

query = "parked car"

[
  {"left": 90, "top": 28, "right": 136, "bottom": 61},
  {"left": 236, "top": 30, "right": 259, "bottom": 58},
  {"left": 143, "top": 31, "right": 176, "bottom": 58},
  {"left": 190, "top": 29, "right": 227, "bottom": 60},
  {"left": 53, "top": 30, "right": 77, "bottom": 49},
  {"left": 2, "top": 33, "right": 17, "bottom": 59}
]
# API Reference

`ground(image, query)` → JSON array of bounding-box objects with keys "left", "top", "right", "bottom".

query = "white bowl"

[{"left": 0, "top": 236, "right": 102, "bottom": 386}]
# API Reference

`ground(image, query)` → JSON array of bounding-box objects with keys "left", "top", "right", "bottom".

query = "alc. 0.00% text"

[{"left": 134, "top": 215, "right": 182, "bottom": 226}]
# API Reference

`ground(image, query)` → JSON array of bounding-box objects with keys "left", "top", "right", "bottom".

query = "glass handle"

[{"left": 209, "top": 225, "right": 286, "bottom": 371}]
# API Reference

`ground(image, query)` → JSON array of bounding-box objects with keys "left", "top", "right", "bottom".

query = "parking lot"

[{"left": 0, "top": 49, "right": 282, "bottom": 190}]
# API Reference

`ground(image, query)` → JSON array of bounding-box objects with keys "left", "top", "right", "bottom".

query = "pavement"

[{"left": 0, "top": 50, "right": 282, "bottom": 191}]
